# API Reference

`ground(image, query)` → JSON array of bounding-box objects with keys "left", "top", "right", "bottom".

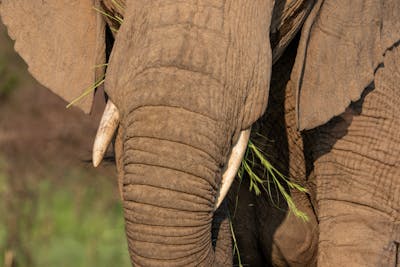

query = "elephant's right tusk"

[
  {"left": 215, "top": 129, "right": 251, "bottom": 210},
  {"left": 93, "top": 100, "right": 120, "bottom": 167}
]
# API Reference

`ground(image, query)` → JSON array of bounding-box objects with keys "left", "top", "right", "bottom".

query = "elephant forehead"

[
  {"left": 121, "top": 68, "right": 232, "bottom": 123},
  {"left": 105, "top": 1, "right": 272, "bottom": 123}
]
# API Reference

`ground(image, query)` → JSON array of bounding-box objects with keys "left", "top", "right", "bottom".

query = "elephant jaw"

[{"left": 92, "top": 101, "right": 250, "bottom": 208}]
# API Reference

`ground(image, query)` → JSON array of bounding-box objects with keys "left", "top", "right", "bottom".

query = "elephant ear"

[
  {"left": 0, "top": 0, "right": 106, "bottom": 113},
  {"left": 292, "top": 0, "right": 400, "bottom": 130}
]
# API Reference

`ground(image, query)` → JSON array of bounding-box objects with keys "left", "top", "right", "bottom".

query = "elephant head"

[{"left": 2, "top": 0, "right": 398, "bottom": 265}]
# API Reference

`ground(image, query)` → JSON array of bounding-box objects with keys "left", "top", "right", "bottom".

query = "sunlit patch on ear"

[
  {"left": 0, "top": 0, "right": 106, "bottom": 113},
  {"left": 66, "top": 1, "right": 125, "bottom": 109}
]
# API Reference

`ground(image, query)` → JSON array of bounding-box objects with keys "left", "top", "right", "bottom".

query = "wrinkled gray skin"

[
  {"left": 229, "top": 32, "right": 400, "bottom": 267},
  {"left": 1, "top": 0, "right": 400, "bottom": 266}
]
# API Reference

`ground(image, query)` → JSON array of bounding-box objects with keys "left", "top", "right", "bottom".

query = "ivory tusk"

[
  {"left": 93, "top": 100, "right": 120, "bottom": 167},
  {"left": 215, "top": 128, "right": 251, "bottom": 210}
]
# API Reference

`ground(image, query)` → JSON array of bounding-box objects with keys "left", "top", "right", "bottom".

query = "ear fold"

[
  {"left": 0, "top": 0, "right": 106, "bottom": 113},
  {"left": 292, "top": 0, "right": 400, "bottom": 130}
]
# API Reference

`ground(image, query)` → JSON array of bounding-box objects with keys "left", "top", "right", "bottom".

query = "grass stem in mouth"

[{"left": 239, "top": 140, "right": 309, "bottom": 221}]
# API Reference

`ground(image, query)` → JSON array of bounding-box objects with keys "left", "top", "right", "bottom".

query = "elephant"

[{"left": 1, "top": 0, "right": 399, "bottom": 266}]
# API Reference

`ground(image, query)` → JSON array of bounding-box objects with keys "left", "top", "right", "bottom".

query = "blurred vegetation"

[
  {"left": 0, "top": 51, "right": 19, "bottom": 100},
  {"left": 0, "top": 156, "right": 131, "bottom": 267},
  {"left": 0, "top": 20, "right": 130, "bottom": 267}
]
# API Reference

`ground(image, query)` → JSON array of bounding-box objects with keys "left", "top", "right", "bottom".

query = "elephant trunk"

[{"left": 120, "top": 70, "right": 233, "bottom": 266}]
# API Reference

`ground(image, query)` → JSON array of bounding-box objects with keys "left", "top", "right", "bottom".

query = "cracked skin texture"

[{"left": 1, "top": 0, "right": 400, "bottom": 266}]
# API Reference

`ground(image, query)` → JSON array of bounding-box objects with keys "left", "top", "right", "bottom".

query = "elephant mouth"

[{"left": 92, "top": 100, "right": 250, "bottom": 209}]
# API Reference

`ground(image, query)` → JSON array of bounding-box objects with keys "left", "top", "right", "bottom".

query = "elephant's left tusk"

[
  {"left": 93, "top": 100, "right": 120, "bottom": 167},
  {"left": 215, "top": 128, "right": 251, "bottom": 210}
]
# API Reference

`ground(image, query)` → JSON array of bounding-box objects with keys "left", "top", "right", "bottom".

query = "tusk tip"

[
  {"left": 92, "top": 151, "right": 102, "bottom": 167},
  {"left": 92, "top": 159, "right": 100, "bottom": 168}
]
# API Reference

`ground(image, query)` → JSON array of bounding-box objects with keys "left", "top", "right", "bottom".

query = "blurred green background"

[{"left": 0, "top": 21, "right": 130, "bottom": 267}]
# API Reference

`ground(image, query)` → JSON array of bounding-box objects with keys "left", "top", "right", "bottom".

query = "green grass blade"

[
  {"left": 93, "top": 63, "right": 109, "bottom": 69},
  {"left": 66, "top": 78, "right": 105, "bottom": 109},
  {"left": 229, "top": 213, "right": 243, "bottom": 267},
  {"left": 111, "top": 0, "right": 125, "bottom": 11},
  {"left": 93, "top": 7, "right": 124, "bottom": 25},
  {"left": 240, "top": 140, "right": 309, "bottom": 221}
]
